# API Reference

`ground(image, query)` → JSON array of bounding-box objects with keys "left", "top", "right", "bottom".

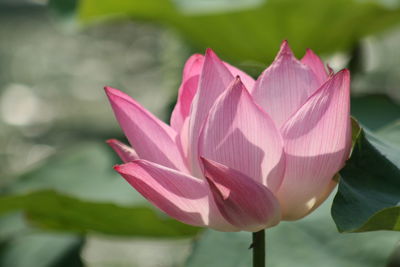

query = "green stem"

[{"left": 252, "top": 230, "right": 265, "bottom": 267}]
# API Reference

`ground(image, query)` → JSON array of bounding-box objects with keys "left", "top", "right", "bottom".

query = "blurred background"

[{"left": 0, "top": 0, "right": 400, "bottom": 266}]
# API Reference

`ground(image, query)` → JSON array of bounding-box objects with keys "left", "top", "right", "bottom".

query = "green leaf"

[
  {"left": 351, "top": 95, "right": 400, "bottom": 131},
  {"left": 1, "top": 142, "right": 200, "bottom": 238},
  {"left": 49, "top": 0, "right": 78, "bottom": 18},
  {"left": 0, "top": 233, "right": 83, "bottom": 267},
  {"left": 0, "top": 213, "right": 84, "bottom": 267},
  {"left": 376, "top": 120, "right": 400, "bottom": 148},
  {"left": 0, "top": 190, "right": 201, "bottom": 238},
  {"left": 186, "top": 200, "right": 399, "bottom": 267},
  {"left": 3, "top": 142, "right": 144, "bottom": 205},
  {"left": 350, "top": 117, "right": 362, "bottom": 149},
  {"left": 76, "top": 0, "right": 400, "bottom": 64},
  {"left": 331, "top": 126, "right": 400, "bottom": 232}
]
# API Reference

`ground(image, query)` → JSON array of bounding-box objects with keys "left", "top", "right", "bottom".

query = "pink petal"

[
  {"left": 198, "top": 77, "right": 285, "bottom": 192},
  {"left": 188, "top": 48, "right": 235, "bottom": 177},
  {"left": 105, "top": 87, "right": 188, "bottom": 173},
  {"left": 301, "top": 48, "right": 328, "bottom": 85},
  {"left": 170, "top": 54, "right": 254, "bottom": 133},
  {"left": 115, "top": 159, "right": 238, "bottom": 231},
  {"left": 306, "top": 178, "right": 338, "bottom": 216},
  {"left": 202, "top": 158, "right": 281, "bottom": 232},
  {"left": 105, "top": 86, "right": 176, "bottom": 137},
  {"left": 170, "top": 54, "right": 204, "bottom": 132},
  {"left": 177, "top": 117, "right": 190, "bottom": 161},
  {"left": 252, "top": 40, "right": 320, "bottom": 128},
  {"left": 106, "top": 139, "right": 139, "bottom": 162},
  {"left": 277, "top": 70, "right": 352, "bottom": 220},
  {"left": 224, "top": 62, "right": 255, "bottom": 91}
]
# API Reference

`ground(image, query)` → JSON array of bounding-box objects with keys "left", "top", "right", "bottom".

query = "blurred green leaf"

[
  {"left": 332, "top": 127, "right": 400, "bottom": 232},
  {"left": 0, "top": 142, "right": 200, "bottom": 237},
  {"left": 3, "top": 142, "right": 144, "bottom": 205},
  {"left": 376, "top": 120, "right": 400, "bottom": 148},
  {"left": 0, "top": 213, "right": 83, "bottom": 267},
  {"left": 350, "top": 117, "right": 362, "bottom": 149},
  {"left": 0, "top": 233, "right": 83, "bottom": 267},
  {"left": 351, "top": 95, "right": 400, "bottom": 131},
  {"left": 76, "top": 0, "right": 400, "bottom": 64},
  {"left": 0, "top": 190, "right": 201, "bottom": 238},
  {"left": 49, "top": 0, "right": 78, "bottom": 18},
  {"left": 186, "top": 199, "right": 399, "bottom": 267}
]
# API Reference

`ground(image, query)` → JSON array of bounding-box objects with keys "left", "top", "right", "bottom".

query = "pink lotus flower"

[{"left": 105, "top": 41, "right": 351, "bottom": 232}]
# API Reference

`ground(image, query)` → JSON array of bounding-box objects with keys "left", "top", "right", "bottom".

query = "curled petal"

[
  {"left": 115, "top": 160, "right": 238, "bottom": 231},
  {"left": 170, "top": 54, "right": 254, "bottom": 133},
  {"left": 199, "top": 77, "right": 285, "bottom": 191},
  {"left": 177, "top": 117, "right": 190, "bottom": 162},
  {"left": 301, "top": 48, "right": 328, "bottom": 85},
  {"left": 252, "top": 40, "right": 320, "bottom": 128},
  {"left": 107, "top": 139, "right": 139, "bottom": 162},
  {"left": 170, "top": 54, "right": 204, "bottom": 132},
  {"left": 202, "top": 158, "right": 281, "bottom": 232},
  {"left": 105, "top": 87, "right": 188, "bottom": 173},
  {"left": 188, "top": 48, "right": 235, "bottom": 177},
  {"left": 277, "top": 70, "right": 352, "bottom": 220}
]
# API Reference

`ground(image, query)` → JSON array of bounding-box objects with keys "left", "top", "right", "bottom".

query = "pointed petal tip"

[
  {"left": 113, "top": 164, "right": 121, "bottom": 171},
  {"left": 200, "top": 157, "right": 228, "bottom": 187},
  {"left": 104, "top": 86, "right": 124, "bottom": 100},
  {"left": 223, "top": 76, "right": 248, "bottom": 97},
  {"left": 205, "top": 48, "right": 216, "bottom": 57},
  {"left": 104, "top": 86, "right": 112, "bottom": 96},
  {"left": 113, "top": 160, "right": 141, "bottom": 174},
  {"left": 341, "top": 69, "right": 351, "bottom": 85},
  {"left": 200, "top": 156, "right": 215, "bottom": 170},
  {"left": 278, "top": 40, "right": 294, "bottom": 56},
  {"left": 106, "top": 138, "right": 120, "bottom": 149},
  {"left": 106, "top": 138, "right": 117, "bottom": 145},
  {"left": 340, "top": 68, "right": 350, "bottom": 76},
  {"left": 104, "top": 86, "right": 115, "bottom": 94},
  {"left": 321, "top": 68, "right": 350, "bottom": 85},
  {"left": 271, "top": 40, "right": 295, "bottom": 62},
  {"left": 305, "top": 47, "right": 313, "bottom": 53},
  {"left": 304, "top": 48, "right": 316, "bottom": 58},
  {"left": 200, "top": 157, "right": 216, "bottom": 176},
  {"left": 232, "top": 75, "right": 243, "bottom": 86},
  {"left": 104, "top": 86, "right": 134, "bottom": 100},
  {"left": 205, "top": 48, "right": 223, "bottom": 62},
  {"left": 104, "top": 86, "right": 143, "bottom": 108},
  {"left": 333, "top": 68, "right": 350, "bottom": 83}
]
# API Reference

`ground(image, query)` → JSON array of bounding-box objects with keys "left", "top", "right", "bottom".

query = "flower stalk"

[{"left": 252, "top": 230, "right": 265, "bottom": 267}]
